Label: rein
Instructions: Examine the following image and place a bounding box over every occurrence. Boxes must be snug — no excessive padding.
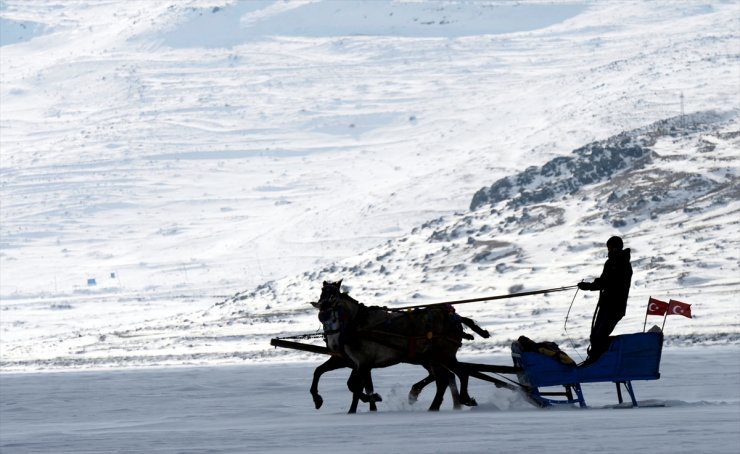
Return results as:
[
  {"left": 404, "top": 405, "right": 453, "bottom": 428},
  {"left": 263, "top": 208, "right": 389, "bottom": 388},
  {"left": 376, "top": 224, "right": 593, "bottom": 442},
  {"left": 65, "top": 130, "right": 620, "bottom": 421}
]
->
[{"left": 393, "top": 285, "right": 579, "bottom": 310}]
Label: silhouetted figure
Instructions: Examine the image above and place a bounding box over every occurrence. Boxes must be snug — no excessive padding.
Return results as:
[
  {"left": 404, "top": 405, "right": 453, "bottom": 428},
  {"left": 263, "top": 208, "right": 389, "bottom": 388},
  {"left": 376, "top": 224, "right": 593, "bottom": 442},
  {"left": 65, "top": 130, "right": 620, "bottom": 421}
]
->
[{"left": 577, "top": 236, "right": 632, "bottom": 366}]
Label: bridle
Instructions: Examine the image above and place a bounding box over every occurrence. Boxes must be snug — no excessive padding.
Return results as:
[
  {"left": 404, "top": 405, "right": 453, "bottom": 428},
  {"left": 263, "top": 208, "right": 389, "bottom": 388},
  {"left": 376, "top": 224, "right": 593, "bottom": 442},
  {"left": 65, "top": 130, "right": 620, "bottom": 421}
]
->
[
  {"left": 318, "top": 305, "right": 342, "bottom": 336},
  {"left": 317, "top": 291, "right": 345, "bottom": 338},
  {"left": 314, "top": 283, "right": 361, "bottom": 349}
]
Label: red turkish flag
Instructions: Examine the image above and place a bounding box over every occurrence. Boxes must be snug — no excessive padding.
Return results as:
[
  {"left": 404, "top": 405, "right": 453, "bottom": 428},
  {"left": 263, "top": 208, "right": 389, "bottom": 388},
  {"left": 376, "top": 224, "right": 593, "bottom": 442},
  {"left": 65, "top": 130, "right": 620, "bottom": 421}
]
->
[
  {"left": 667, "top": 299, "right": 692, "bottom": 318},
  {"left": 646, "top": 297, "right": 669, "bottom": 316}
]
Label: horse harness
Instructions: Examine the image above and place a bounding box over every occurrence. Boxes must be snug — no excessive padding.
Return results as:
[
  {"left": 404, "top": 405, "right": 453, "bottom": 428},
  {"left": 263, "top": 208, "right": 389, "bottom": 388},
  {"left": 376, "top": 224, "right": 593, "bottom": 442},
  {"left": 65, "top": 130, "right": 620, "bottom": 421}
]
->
[{"left": 319, "top": 295, "right": 463, "bottom": 359}]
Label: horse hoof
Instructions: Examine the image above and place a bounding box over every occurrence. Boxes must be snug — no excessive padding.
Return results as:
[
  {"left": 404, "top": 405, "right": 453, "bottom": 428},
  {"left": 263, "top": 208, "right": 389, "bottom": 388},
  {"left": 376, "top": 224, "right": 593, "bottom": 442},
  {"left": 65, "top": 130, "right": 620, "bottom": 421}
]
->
[
  {"left": 408, "top": 388, "right": 421, "bottom": 404},
  {"left": 313, "top": 395, "right": 324, "bottom": 410}
]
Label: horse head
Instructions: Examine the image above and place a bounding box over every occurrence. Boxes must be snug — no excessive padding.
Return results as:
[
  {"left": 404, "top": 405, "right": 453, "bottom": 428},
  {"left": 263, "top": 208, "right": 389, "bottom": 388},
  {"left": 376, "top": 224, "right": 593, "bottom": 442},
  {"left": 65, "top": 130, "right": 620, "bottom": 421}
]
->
[
  {"left": 318, "top": 307, "right": 344, "bottom": 352},
  {"left": 313, "top": 279, "right": 365, "bottom": 352},
  {"left": 313, "top": 279, "right": 343, "bottom": 311}
]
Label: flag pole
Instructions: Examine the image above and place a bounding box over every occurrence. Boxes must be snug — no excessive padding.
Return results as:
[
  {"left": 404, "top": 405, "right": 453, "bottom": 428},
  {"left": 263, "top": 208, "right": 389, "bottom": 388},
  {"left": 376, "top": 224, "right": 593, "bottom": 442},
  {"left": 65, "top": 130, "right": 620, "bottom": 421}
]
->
[
  {"left": 643, "top": 296, "right": 651, "bottom": 332},
  {"left": 661, "top": 311, "right": 668, "bottom": 332}
]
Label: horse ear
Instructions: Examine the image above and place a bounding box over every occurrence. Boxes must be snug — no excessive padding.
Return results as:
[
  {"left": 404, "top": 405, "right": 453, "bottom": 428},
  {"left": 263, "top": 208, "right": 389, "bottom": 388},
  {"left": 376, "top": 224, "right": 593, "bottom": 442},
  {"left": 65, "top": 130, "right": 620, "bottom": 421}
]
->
[
  {"left": 337, "top": 279, "right": 343, "bottom": 288},
  {"left": 310, "top": 301, "right": 320, "bottom": 308}
]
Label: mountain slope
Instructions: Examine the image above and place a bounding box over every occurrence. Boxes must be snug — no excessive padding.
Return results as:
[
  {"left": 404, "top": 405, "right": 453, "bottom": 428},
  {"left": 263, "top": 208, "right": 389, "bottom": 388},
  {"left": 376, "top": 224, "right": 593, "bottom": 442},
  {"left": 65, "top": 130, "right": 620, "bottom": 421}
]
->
[{"left": 2, "top": 111, "right": 737, "bottom": 370}]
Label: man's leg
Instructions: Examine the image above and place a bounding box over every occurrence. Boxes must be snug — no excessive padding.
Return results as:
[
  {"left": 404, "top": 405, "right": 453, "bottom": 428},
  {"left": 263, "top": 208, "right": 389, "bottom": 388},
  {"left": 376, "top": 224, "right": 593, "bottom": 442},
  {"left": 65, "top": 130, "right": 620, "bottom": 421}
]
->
[{"left": 586, "top": 312, "right": 621, "bottom": 363}]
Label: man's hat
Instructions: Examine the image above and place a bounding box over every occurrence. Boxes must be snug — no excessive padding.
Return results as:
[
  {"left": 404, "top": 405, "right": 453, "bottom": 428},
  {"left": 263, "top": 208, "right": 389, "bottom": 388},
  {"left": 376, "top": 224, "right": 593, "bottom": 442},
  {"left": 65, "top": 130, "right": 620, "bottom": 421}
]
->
[{"left": 606, "top": 236, "right": 623, "bottom": 250}]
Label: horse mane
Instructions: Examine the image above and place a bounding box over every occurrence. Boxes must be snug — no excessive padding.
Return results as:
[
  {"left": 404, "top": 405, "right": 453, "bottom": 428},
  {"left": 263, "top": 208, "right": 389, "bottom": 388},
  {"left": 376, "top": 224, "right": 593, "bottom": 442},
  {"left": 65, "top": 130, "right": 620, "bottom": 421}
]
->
[{"left": 340, "top": 291, "right": 360, "bottom": 305}]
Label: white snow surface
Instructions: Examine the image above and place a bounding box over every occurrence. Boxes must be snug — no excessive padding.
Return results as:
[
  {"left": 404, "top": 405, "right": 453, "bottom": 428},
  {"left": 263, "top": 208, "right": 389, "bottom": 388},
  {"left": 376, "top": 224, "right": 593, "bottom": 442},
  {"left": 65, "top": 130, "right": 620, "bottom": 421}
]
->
[
  {"left": 1, "top": 348, "right": 739, "bottom": 453},
  {"left": 1, "top": 0, "right": 739, "bottom": 451}
]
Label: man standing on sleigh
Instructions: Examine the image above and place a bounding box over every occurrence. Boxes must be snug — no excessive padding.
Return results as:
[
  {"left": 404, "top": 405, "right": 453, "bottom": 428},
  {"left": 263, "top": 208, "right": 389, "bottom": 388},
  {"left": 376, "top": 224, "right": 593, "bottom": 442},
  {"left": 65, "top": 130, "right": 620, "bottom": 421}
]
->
[{"left": 577, "top": 236, "right": 633, "bottom": 367}]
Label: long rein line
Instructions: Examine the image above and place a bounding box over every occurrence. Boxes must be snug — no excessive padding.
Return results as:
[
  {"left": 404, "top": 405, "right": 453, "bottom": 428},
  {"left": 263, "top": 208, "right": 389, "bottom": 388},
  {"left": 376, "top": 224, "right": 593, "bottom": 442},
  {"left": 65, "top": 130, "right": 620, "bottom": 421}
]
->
[
  {"left": 391, "top": 285, "right": 579, "bottom": 311},
  {"left": 562, "top": 286, "right": 584, "bottom": 362}
]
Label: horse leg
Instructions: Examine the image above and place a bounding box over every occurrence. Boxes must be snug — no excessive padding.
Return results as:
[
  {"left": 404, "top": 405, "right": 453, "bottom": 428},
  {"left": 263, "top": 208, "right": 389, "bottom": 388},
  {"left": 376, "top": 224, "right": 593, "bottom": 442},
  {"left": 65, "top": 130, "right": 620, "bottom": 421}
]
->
[
  {"left": 311, "top": 355, "right": 350, "bottom": 410},
  {"left": 346, "top": 368, "right": 362, "bottom": 414},
  {"left": 428, "top": 365, "right": 450, "bottom": 411},
  {"left": 349, "top": 391, "right": 361, "bottom": 414},
  {"left": 457, "top": 368, "right": 476, "bottom": 407},
  {"left": 451, "top": 362, "right": 477, "bottom": 407},
  {"left": 408, "top": 368, "right": 435, "bottom": 404},
  {"left": 446, "top": 370, "right": 462, "bottom": 409},
  {"left": 409, "top": 364, "right": 461, "bottom": 407},
  {"left": 364, "top": 370, "right": 378, "bottom": 411},
  {"left": 347, "top": 366, "right": 381, "bottom": 413},
  {"left": 355, "top": 368, "right": 382, "bottom": 406}
]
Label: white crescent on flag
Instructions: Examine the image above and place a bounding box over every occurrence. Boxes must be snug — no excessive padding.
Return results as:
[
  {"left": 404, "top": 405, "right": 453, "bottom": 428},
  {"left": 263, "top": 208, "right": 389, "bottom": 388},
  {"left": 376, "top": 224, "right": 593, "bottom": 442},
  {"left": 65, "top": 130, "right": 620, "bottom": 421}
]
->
[
  {"left": 649, "top": 302, "right": 659, "bottom": 312},
  {"left": 667, "top": 299, "right": 692, "bottom": 318}
]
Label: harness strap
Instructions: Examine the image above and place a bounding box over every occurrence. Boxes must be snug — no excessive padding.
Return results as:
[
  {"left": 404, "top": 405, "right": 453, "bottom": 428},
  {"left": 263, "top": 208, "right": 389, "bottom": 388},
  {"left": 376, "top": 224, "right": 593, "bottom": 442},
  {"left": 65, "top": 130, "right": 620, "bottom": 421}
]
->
[
  {"left": 322, "top": 295, "right": 466, "bottom": 357},
  {"left": 355, "top": 329, "right": 463, "bottom": 355}
]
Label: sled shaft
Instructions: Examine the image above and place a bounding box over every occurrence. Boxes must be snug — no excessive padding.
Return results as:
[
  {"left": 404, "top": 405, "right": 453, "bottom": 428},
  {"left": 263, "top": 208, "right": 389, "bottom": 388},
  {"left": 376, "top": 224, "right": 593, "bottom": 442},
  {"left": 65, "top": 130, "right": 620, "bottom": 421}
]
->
[{"left": 270, "top": 338, "right": 331, "bottom": 355}]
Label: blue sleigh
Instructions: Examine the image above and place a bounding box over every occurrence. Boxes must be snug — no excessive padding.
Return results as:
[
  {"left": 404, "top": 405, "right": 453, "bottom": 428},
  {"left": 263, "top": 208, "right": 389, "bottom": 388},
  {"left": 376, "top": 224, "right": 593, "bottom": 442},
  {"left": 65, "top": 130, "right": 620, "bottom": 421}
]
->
[{"left": 511, "top": 331, "right": 664, "bottom": 408}]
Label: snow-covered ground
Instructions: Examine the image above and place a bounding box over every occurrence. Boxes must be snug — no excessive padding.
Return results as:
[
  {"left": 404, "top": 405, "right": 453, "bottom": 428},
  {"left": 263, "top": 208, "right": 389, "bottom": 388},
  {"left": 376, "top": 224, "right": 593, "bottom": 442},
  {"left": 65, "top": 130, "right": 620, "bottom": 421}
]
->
[{"left": 1, "top": 348, "right": 739, "bottom": 453}]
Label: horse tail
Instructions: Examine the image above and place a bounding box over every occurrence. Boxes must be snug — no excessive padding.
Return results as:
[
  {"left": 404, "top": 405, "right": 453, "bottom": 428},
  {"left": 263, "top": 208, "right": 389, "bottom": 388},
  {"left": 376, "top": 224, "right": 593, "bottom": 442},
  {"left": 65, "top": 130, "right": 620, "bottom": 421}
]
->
[{"left": 460, "top": 316, "right": 490, "bottom": 339}]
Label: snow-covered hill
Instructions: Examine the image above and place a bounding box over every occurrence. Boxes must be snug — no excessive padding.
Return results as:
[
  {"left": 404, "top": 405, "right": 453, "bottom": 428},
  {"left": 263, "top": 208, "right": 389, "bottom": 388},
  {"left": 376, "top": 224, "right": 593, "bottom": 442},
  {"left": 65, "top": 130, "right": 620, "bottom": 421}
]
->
[{"left": 1, "top": 0, "right": 738, "bottom": 371}]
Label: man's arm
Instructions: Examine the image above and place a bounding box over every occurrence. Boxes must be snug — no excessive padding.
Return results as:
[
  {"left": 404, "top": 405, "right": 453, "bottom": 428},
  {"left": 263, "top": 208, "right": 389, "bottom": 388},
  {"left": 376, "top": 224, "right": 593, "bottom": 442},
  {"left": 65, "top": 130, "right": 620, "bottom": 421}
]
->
[{"left": 578, "top": 278, "right": 602, "bottom": 291}]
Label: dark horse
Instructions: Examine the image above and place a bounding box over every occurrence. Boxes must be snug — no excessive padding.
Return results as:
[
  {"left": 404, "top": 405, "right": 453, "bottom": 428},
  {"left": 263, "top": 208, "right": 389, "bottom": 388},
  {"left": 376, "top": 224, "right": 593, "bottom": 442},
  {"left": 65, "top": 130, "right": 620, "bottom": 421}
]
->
[{"left": 313, "top": 280, "right": 490, "bottom": 412}]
